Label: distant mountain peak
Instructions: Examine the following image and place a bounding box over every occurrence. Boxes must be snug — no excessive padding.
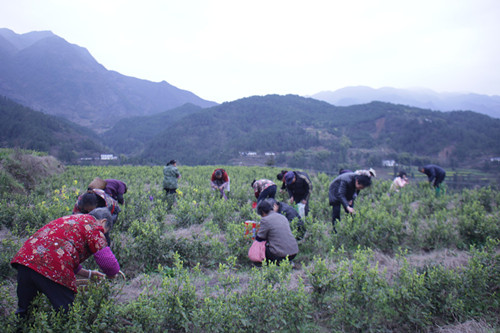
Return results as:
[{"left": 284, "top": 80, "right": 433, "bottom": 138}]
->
[
  {"left": 0, "top": 28, "right": 55, "bottom": 50},
  {"left": 311, "top": 86, "right": 500, "bottom": 119},
  {"left": 0, "top": 28, "right": 217, "bottom": 131}
]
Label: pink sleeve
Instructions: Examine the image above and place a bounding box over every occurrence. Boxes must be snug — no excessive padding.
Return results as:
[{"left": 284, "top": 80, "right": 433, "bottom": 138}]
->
[{"left": 93, "top": 247, "right": 120, "bottom": 276}]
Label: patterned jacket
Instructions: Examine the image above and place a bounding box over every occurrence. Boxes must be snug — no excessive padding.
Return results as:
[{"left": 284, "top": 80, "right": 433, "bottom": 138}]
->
[
  {"left": 11, "top": 214, "right": 108, "bottom": 292},
  {"left": 252, "top": 179, "right": 276, "bottom": 198}
]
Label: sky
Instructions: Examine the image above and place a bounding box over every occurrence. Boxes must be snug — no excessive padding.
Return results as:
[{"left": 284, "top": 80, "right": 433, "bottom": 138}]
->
[{"left": 1, "top": 0, "right": 500, "bottom": 103}]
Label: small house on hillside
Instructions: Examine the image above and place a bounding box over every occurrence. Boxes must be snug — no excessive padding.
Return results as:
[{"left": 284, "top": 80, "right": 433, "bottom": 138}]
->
[
  {"left": 100, "top": 154, "right": 117, "bottom": 160},
  {"left": 382, "top": 159, "right": 397, "bottom": 167}
]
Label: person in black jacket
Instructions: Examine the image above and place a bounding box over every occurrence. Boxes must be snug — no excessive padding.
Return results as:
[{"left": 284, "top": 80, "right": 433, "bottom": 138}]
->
[
  {"left": 328, "top": 172, "right": 372, "bottom": 233},
  {"left": 266, "top": 198, "right": 306, "bottom": 239},
  {"left": 419, "top": 164, "right": 446, "bottom": 197},
  {"left": 284, "top": 171, "right": 312, "bottom": 217}
]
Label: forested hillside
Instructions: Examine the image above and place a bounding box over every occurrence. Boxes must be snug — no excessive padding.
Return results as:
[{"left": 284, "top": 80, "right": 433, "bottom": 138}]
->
[
  {"left": 101, "top": 103, "right": 204, "bottom": 155},
  {"left": 0, "top": 96, "right": 104, "bottom": 162},
  {"left": 110, "top": 95, "right": 500, "bottom": 171}
]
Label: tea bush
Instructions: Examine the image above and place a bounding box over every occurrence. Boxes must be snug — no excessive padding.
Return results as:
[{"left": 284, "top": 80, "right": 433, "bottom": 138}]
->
[{"left": 1, "top": 163, "right": 499, "bottom": 332}]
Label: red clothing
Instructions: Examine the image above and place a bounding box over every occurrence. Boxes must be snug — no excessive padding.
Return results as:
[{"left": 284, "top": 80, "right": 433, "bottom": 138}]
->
[
  {"left": 11, "top": 214, "right": 107, "bottom": 293},
  {"left": 211, "top": 168, "right": 229, "bottom": 182}
]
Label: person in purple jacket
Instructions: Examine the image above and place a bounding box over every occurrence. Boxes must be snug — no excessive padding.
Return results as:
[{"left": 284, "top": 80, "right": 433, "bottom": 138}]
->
[{"left": 104, "top": 179, "right": 128, "bottom": 205}]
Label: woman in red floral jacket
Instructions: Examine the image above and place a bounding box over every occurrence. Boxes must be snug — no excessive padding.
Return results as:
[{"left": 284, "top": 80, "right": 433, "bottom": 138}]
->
[{"left": 11, "top": 208, "right": 120, "bottom": 317}]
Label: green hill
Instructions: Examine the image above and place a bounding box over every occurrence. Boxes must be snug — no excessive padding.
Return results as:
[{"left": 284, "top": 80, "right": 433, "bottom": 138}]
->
[
  {"left": 101, "top": 103, "right": 204, "bottom": 155},
  {"left": 0, "top": 96, "right": 105, "bottom": 162},
  {"left": 111, "top": 95, "right": 500, "bottom": 171}
]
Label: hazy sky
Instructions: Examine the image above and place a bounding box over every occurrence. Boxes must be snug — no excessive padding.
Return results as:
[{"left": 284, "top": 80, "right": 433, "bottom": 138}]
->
[{"left": 1, "top": 0, "right": 500, "bottom": 103}]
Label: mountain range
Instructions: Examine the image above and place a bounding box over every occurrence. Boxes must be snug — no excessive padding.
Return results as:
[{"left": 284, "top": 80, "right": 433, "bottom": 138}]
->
[
  {"left": 115, "top": 95, "right": 500, "bottom": 171},
  {"left": 1, "top": 28, "right": 500, "bottom": 172},
  {"left": 312, "top": 86, "right": 500, "bottom": 119},
  {"left": 0, "top": 28, "right": 217, "bottom": 132}
]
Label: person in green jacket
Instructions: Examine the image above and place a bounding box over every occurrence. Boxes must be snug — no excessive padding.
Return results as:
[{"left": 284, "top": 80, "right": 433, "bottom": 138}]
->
[{"left": 163, "top": 159, "right": 181, "bottom": 209}]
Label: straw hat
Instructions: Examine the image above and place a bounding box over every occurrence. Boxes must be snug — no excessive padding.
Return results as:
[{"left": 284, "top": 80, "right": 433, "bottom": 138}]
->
[{"left": 88, "top": 177, "right": 107, "bottom": 190}]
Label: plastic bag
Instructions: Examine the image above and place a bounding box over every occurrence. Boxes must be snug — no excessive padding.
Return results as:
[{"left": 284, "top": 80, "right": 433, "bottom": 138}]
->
[
  {"left": 248, "top": 240, "right": 266, "bottom": 262},
  {"left": 297, "top": 203, "right": 306, "bottom": 219}
]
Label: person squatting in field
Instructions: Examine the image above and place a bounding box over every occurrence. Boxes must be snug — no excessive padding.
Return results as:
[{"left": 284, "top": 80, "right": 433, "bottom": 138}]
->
[
  {"left": 255, "top": 200, "right": 299, "bottom": 265},
  {"left": 284, "top": 170, "right": 313, "bottom": 217},
  {"left": 266, "top": 198, "right": 306, "bottom": 240},
  {"left": 211, "top": 168, "right": 230, "bottom": 200},
  {"left": 419, "top": 164, "right": 446, "bottom": 197},
  {"left": 328, "top": 172, "right": 372, "bottom": 233},
  {"left": 251, "top": 178, "right": 277, "bottom": 204},
  {"left": 163, "top": 159, "right": 181, "bottom": 209},
  {"left": 10, "top": 208, "right": 120, "bottom": 318}
]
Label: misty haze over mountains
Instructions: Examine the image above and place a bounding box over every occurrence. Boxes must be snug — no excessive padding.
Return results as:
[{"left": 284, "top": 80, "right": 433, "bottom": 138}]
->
[
  {"left": 311, "top": 86, "right": 500, "bottom": 119},
  {"left": 0, "top": 28, "right": 216, "bottom": 132},
  {"left": 1, "top": 29, "right": 500, "bottom": 170},
  {"left": 0, "top": 28, "right": 499, "bottom": 128}
]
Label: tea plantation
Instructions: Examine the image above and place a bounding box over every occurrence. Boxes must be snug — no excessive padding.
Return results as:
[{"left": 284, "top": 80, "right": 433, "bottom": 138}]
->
[{"left": 0, "top": 151, "right": 498, "bottom": 332}]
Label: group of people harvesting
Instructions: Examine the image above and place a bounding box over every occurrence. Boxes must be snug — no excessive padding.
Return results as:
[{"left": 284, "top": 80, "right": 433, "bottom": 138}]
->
[{"left": 10, "top": 161, "right": 445, "bottom": 319}]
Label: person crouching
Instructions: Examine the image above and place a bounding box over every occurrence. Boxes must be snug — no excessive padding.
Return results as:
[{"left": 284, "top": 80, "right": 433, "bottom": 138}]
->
[
  {"left": 10, "top": 208, "right": 120, "bottom": 318},
  {"left": 255, "top": 200, "right": 299, "bottom": 265}
]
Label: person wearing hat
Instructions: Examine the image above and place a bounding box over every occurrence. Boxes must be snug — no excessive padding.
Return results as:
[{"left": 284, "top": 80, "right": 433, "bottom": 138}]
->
[
  {"left": 163, "top": 159, "right": 181, "bottom": 209},
  {"left": 284, "top": 170, "right": 312, "bottom": 217},
  {"left": 211, "top": 168, "right": 230, "bottom": 200},
  {"left": 355, "top": 168, "right": 376, "bottom": 178},
  {"left": 328, "top": 172, "right": 372, "bottom": 233}
]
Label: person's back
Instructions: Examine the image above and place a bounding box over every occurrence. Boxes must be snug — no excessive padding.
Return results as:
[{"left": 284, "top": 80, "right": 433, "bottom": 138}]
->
[
  {"left": 104, "top": 179, "right": 127, "bottom": 204},
  {"left": 329, "top": 172, "right": 357, "bottom": 205},
  {"left": 287, "top": 171, "right": 311, "bottom": 197},
  {"left": 11, "top": 214, "right": 107, "bottom": 293},
  {"left": 258, "top": 211, "right": 298, "bottom": 258},
  {"left": 163, "top": 163, "right": 180, "bottom": 190}
]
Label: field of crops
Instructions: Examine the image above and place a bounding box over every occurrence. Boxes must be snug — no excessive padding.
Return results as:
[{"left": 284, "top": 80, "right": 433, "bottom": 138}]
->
[{"left": 0, "top": 160, "right": 499, "bottom": 332}]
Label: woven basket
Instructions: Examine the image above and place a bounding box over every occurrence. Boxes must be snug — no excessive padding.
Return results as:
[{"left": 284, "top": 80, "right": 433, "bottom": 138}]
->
[{"left": 88, "top": 177, "right": 107, "bottom": 190}]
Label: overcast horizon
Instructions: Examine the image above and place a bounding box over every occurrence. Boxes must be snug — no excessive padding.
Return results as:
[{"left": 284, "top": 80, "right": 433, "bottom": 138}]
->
[{"left": 1, "top": 0, "right": 500, "bottom": 103}]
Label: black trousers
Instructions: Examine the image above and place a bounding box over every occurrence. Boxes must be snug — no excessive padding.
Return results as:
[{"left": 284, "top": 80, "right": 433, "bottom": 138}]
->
[
  {"left": 331, "top": 202, "right": 349, "bottom": 232},
  {"left": 256, "top": 185, "right": 277, "bottom": 204},
  {"left": 15, "top": 265, "right": 75, "bottom": 317},
  {"left": 265, "top": 245, "right": 296, "bottom": 264},
  {"left": 331, "top": 202, "right": 342, "bottom": 225}
]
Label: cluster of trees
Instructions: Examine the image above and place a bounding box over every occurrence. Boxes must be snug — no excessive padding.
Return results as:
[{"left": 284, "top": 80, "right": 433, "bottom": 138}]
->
[
  {"left": 112, "top": 96, "right": 500, "bottom": 171},
  {"left": 3, "top": 93, "right": 500, "bottom": 172},
  {"left": 0, "top": 96, "right": 105, "bottom": 162}
]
